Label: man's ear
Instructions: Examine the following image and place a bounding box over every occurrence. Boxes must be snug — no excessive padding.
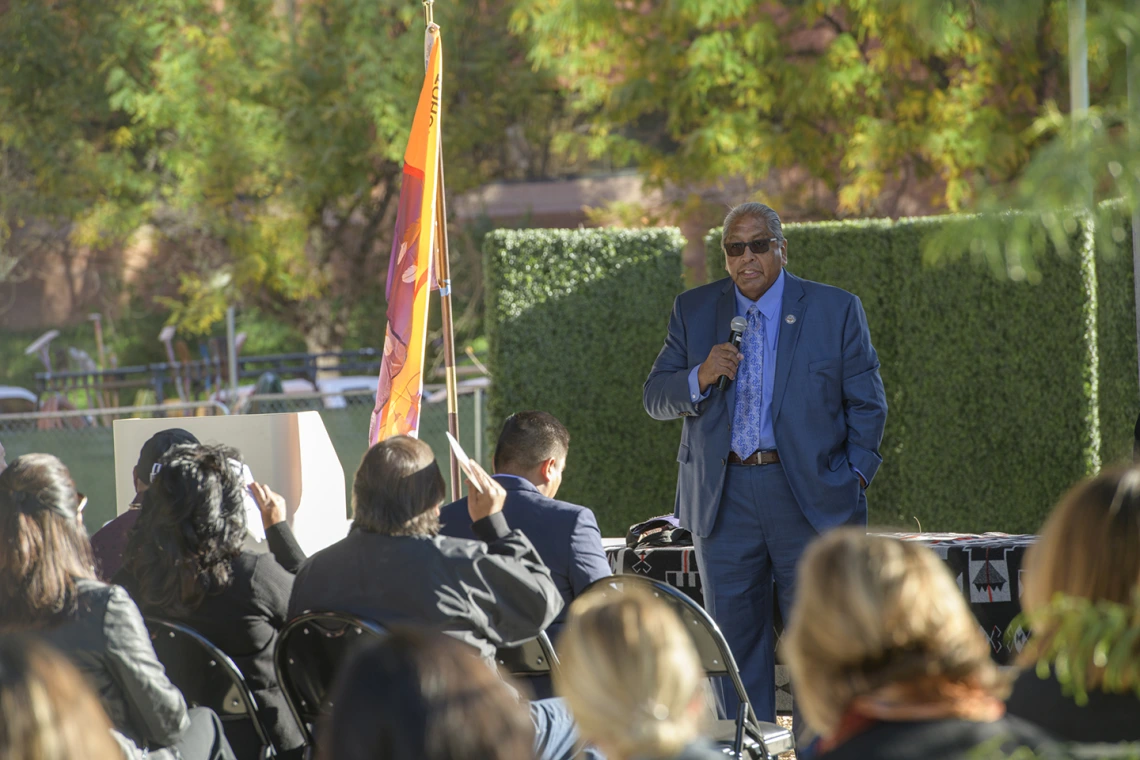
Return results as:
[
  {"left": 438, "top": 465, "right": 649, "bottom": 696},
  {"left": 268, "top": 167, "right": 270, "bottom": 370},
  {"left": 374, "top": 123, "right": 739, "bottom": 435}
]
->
[
  {"left": 779, "top": 239, "right": 788, "bottom": 266},
  {"left": 537, "top": 458, "right": 558, "bottom": 484}
]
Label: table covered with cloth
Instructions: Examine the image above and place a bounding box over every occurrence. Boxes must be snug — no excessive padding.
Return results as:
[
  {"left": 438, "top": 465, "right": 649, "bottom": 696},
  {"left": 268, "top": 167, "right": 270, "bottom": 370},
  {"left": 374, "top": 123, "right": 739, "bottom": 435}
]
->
[{"left": 605, "top": 532, "right": 1035, "bottom": 712}]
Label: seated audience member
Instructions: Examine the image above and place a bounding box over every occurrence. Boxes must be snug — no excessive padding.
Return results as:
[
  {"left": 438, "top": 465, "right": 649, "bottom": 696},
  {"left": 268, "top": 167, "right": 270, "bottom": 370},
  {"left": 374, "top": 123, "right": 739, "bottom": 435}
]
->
[
  {"left": 90, "top": 427, "right": 199, "bottom": 579},
  {"left": 554, "top": 588, "right": 724, "bottom": 760},
  {"left": 0, "top": 453, "right": 236, "bottom": 760},
  {"left": 0, "top": 634, "right": 124, "bottom": 760},
  {"left": 289, "top": 434, "right": 562, "bottom": 662},
  {"left": 1007, "top": 467, "right": 1140, "bottom": 742},
  {"left": 317, "top": 628, "right": 535, "bottom": 760},
  {"left": 783, "top": 529, "right": 1058, "bottom": 760},
  {"left": 290, "top": 436, "right": 587, "bottom": 760},
  {"left": 117, "top": 443, "right": 306, "bottom": 758},
  {"left": 439, "top": 411, "right": 611, "bottom": 639}
]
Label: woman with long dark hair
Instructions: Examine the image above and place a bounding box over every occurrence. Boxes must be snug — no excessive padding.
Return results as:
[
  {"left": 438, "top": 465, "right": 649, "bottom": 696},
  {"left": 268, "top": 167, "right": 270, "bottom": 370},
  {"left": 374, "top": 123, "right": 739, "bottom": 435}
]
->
[
  {"left": 119, "top": 443, "right": 306, "bottom": 758},
  {"left": 0, "top": 453, "right": 234, "bottom": 760}
]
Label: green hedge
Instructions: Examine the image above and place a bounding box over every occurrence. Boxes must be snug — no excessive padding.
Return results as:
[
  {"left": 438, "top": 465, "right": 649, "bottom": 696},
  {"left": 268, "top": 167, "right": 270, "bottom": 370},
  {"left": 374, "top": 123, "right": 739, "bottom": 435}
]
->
[
  {"left": 1094, "top": 207, "right": 1138, "bottom": 469},
  {"left": 484, "top": 228, "right": 686, "bottom": 534},
  {"left": 482, "top": 214, "right": 1136, "bottom": 537},
  {"left": 706, "top": 210, "right": 1138, "bottom": 533}
]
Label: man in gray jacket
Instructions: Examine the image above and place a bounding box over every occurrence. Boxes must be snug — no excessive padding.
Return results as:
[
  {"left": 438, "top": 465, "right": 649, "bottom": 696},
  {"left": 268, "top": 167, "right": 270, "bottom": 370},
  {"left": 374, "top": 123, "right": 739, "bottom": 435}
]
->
[
  {"left": 289, "top": 436, "right": 581, "bottom": 759},
  {"left": 288, "top": 435, "right": 562, "bottom": 659}
]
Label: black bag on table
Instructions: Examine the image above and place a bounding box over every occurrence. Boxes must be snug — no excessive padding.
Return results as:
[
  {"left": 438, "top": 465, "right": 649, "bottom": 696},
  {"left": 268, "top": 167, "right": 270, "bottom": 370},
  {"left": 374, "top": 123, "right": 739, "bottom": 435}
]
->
[{"left": 626, "top": 515, "right": 692, "bottom": 549}]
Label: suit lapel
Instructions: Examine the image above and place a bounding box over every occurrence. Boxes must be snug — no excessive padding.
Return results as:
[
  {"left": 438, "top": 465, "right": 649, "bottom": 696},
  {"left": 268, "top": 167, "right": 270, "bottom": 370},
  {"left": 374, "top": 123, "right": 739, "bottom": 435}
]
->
[
  {"left": 715, "top": 281, "right": 737, "bottom": 415},
  {"left": 772, "top": 273, "right": 806, "bottom": 422}
]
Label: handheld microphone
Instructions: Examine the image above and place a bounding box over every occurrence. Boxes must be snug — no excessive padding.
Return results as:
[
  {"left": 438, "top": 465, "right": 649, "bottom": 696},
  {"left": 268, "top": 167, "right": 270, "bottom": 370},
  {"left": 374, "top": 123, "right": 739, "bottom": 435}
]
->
[{"left": 717, "top": 316, "right": 748, "bottom": 391}]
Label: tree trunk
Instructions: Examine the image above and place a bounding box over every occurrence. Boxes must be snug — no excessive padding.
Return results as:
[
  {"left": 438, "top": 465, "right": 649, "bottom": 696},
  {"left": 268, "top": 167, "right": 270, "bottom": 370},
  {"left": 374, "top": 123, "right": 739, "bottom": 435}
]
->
[{"left": 302, "top": 308, "right": 347, "bottom": 380}]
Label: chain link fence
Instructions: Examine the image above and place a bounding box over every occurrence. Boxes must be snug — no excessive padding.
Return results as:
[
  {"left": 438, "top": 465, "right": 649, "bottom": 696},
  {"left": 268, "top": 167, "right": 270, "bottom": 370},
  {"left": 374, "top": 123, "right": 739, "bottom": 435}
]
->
[
  {"left": 0, "top": 402, "right": 231, "bottom": 533},
  {"left": 238, "top": 385, "right": 488, "bottom": 502},
  {"left": 0, "top": 388, "right": 488, "bottom": 534}
]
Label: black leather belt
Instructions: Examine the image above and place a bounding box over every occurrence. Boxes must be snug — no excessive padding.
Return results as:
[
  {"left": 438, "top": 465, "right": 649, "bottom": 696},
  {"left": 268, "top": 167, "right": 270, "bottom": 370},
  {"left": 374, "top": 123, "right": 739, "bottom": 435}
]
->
[{"left": 727, "top": 450, "right": 780, "bottom": 466}]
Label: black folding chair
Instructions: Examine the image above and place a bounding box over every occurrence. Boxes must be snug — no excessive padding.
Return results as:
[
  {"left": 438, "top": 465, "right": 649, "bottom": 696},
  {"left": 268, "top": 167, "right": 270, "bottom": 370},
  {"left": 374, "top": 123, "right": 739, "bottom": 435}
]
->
[
  {"left": 496, "top": 630, "right": 560, "bottom": 678},
  {"left": 273, "top": 612, "right": 387, "bottom": 749},
  {"left": 581, "top": 576, "right": 794, "bottom": 760},
  {"left": 145, "top": 618, "right": 276, "bottom": 759},
  {"left": 495, "top": 629, "right": 561, "bottom": 699}
]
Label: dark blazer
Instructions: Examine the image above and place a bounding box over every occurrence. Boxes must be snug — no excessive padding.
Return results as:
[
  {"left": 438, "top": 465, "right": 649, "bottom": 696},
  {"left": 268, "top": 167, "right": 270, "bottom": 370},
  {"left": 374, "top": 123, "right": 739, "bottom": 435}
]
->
[
  {"left": 644, "top": 273, "right": 887, "bottom": 537},
  {"left": 1007, "top": 668, "right": 1140, "bottom": 743},
  {"left": 117, "top": 523, "right": 307, "bottom": 754},
  {"left": 288, "top": 513, "right": 563, "bottom": 663},
  {"left": 819, "top": 716, "right": 1060, "bottom": 760},
  {"left": 439, "top": 475, "right": 611, "bottom": 629}
]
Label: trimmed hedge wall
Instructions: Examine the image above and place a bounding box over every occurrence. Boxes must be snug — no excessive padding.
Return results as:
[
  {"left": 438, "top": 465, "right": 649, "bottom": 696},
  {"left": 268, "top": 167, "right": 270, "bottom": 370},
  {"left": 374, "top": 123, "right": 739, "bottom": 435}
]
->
[
  {"left": 482, "top": 214, "right": 1137, "bottom": 538},
  {"left": 1095, "top": 207, "right": 1138, "bottom": 468},
  {"left": 484, "top": 228, "right": 686, "bottom": 534},
  {"left": 706, "top": 211, "right": 1138, "bottom": 533}
]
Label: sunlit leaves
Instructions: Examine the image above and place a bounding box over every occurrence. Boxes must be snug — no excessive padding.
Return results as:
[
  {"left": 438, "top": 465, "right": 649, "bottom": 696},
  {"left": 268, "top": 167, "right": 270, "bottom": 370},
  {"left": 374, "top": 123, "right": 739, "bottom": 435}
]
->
[{"left": 516, "top": 0, "right": 1058, "bottom": 216}]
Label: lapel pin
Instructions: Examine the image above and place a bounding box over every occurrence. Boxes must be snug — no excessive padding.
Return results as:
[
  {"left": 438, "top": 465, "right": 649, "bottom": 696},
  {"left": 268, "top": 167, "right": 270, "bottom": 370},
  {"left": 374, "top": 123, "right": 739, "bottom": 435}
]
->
[{"left": 785, "top": 314, "right": 796, "bottom": 325}]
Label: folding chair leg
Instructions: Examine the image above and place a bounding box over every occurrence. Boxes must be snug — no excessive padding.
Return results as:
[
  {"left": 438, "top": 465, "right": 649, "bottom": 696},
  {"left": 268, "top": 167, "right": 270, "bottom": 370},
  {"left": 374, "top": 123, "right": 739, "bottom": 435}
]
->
[{"left": 733, "top": 702, "right": 747, "bottom": 759}]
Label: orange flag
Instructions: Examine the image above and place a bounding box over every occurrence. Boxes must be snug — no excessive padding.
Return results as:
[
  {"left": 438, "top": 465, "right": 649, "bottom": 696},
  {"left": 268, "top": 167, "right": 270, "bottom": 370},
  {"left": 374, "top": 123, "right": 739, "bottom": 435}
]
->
[{"left": 369, "top": 28, "right": 443, "bottom": 445}]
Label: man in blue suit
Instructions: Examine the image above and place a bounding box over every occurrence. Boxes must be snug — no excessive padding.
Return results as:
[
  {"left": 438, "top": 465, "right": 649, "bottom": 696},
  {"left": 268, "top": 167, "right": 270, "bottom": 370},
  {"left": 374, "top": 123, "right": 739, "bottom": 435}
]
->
[
  {"left": 644, "top": 202, "right": 887, "bottom": 724},
  {"left": 439, "top": 410, "right": 612, "bottom": 639}
]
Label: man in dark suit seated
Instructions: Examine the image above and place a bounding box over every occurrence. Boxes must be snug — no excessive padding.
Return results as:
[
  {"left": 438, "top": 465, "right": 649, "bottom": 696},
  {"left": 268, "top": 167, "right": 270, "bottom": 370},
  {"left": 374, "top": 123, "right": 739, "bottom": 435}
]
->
[{"left": 439, "top": 410, "right": 612, "bottom": 640}]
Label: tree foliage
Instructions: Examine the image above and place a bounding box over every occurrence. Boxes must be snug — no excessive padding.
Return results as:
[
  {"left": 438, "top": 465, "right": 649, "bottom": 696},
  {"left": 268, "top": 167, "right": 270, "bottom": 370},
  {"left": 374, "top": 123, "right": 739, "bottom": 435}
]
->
[
  {"left": 914, "top": 0, "right": 1140, "bottom": 277},
  {"left": 512, "top": 0, "right": 1074, "bottom": 217},
  {"left": 1, "top": 0, "right": 575, "bottom": 350}
]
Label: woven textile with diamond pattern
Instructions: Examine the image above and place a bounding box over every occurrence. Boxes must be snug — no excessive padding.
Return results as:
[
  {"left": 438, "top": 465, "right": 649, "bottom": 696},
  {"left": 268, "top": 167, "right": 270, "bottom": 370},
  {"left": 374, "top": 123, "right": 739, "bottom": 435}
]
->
[{"left": 606, "top": 532, "right": 1034, "bottom": 666}]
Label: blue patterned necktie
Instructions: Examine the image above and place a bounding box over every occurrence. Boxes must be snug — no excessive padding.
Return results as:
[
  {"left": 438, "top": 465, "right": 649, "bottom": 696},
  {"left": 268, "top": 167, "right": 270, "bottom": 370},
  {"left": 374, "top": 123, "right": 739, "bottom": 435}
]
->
[{"left": 731, "top": 306, "right": 764, "bottom": 458}]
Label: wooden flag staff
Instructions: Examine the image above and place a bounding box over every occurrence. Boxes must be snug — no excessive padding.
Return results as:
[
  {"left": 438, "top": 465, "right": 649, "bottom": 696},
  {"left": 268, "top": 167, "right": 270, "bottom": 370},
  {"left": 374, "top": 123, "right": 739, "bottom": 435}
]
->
[{"left": 424, "top": 0, "right": 462, "bottom": 501}]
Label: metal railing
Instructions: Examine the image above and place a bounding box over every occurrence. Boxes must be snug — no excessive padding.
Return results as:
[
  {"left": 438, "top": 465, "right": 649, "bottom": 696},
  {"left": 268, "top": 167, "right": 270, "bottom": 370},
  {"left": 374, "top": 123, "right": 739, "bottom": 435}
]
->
[
  {"left": 0, "top": 401, "right": 230, "bottom": 429},
  {"left": 34, "top": 349, "right": 386, "bottom": 404}
]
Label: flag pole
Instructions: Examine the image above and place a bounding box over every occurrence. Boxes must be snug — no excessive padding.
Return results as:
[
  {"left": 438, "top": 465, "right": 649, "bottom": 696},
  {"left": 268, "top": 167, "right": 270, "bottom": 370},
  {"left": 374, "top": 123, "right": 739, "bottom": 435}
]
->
[
  {"left": 435, "top": 155, "right": 461, "bottom": 502},
  {"left": 424, "top": 0, "right": 462, "bottom": 501}
]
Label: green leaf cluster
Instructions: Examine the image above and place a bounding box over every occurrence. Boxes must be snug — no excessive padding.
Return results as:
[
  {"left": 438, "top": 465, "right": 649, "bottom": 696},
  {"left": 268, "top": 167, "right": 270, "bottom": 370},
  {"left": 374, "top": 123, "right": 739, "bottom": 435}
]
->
[
  {"left": 1014, "top": 592, "right": 1140, "bottom": 704},
  {"left": 484, "top": 227, "right": 686, "bottom": 535},
  {"left": 512, "top": 0, "right": 1064, "bottom": 215}
]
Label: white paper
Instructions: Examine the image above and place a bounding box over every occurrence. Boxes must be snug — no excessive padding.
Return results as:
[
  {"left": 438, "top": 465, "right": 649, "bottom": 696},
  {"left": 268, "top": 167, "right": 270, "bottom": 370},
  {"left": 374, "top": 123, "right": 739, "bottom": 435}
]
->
[
  {"left": 445, "top": 431, "right": 483, "bottom": 493},
  {"left": 229, "top": 459, "right": 265, "bottom": 542}
]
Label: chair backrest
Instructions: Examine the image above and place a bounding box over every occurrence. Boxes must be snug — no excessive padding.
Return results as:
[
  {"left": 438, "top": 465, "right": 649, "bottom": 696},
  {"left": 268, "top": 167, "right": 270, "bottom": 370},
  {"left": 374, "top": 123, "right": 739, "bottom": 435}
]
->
[
  {"left": 495, "top": 631, "right": 560, "bottom": 678},
  {"left": 144, "top": 617, "right": 275, "bottom": 755},
  {"left": 273, "top": 611, "right": 387, "bottom": 745},
  {"left": 580, "top": 576, "right": 753, "bottom": 716}
]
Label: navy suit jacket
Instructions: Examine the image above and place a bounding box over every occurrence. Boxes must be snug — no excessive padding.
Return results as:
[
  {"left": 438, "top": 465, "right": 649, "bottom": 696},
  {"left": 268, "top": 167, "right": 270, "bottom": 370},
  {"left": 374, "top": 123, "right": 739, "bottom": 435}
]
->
[
  {"left": 439, "top": 476, "right": 612, "bottom": 628},
  {"left": 644, "top": 273, "right": 887, "bottom": 537}
]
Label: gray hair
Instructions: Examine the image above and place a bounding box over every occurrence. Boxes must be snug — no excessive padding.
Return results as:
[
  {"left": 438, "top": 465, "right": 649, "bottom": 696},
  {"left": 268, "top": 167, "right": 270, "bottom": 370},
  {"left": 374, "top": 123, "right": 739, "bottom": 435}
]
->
[{"left": 721, "top": 203, "right": 784, "bottom": 248}]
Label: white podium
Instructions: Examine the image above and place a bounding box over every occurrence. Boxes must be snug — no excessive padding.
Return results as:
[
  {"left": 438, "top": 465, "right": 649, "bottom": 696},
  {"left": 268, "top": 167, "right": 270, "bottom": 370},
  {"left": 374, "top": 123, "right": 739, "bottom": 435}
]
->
[{"left": 113, "top": 412, "right": 349, "bottom": 555}]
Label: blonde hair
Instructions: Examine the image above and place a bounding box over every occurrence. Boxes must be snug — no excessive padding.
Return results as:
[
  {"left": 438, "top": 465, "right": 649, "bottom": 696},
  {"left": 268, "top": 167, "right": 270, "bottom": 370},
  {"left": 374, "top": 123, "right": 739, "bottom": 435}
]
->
[
  {"left": 1022, "top": 467, "right": 1140, "bottom": 614},
  {"left": 0, "top": 635, "right": 122, "bottom": 760},
  {"left": 554, "top": 587, "right": 705, "bottom": 760},
  {"left": 782, "top": 529, "right": 1005, "bottom": 737}
]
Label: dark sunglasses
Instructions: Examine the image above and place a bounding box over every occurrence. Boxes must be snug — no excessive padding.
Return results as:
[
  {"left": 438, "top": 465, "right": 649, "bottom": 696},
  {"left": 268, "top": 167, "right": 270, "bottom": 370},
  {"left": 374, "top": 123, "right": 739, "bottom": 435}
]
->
[{"left": 725, "top": 238, "right": 780, "bottom": 257}]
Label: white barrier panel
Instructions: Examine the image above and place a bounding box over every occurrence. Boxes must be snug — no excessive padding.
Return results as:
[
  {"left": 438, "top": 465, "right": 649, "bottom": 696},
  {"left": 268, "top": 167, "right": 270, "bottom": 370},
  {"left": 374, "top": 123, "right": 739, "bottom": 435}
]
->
[{"left": 113, "top": 412, "right": 349, "bottom": 555}]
